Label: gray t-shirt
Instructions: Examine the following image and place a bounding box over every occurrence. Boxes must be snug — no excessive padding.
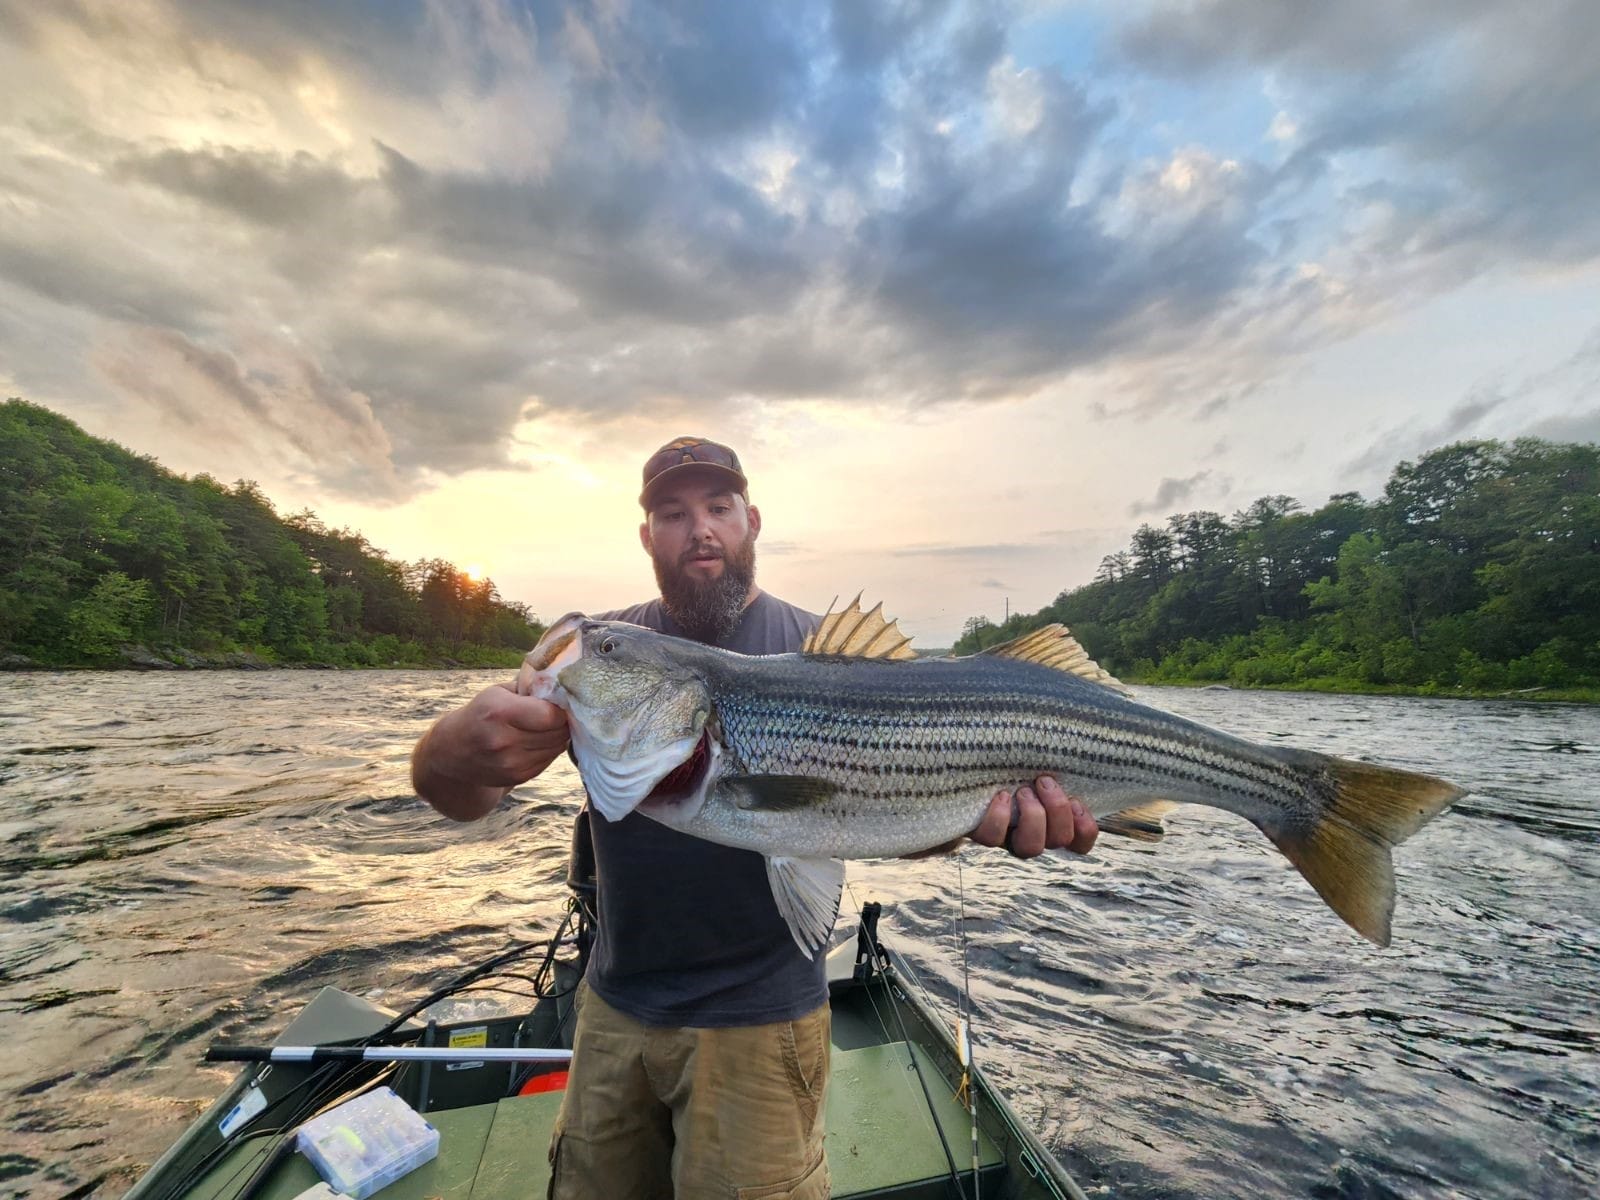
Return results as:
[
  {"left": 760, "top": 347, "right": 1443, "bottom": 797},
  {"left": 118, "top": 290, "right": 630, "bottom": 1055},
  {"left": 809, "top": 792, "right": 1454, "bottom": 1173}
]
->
[{"left": 583, "top": 591, "right": 823, "bottom": 1026}]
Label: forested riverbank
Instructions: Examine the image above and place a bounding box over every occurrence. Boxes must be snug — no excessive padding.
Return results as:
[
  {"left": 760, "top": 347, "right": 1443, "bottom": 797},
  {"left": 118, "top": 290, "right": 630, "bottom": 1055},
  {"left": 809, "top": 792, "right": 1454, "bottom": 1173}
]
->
[
  {"left": 956, "top": 438, "right": 1599, "bottom": 701},
  {"left": 1, "top": 400, "right": 543, "bottom": 669},
  {"left": 8, "top": 400, "right": 1596, "bottom": 693}
]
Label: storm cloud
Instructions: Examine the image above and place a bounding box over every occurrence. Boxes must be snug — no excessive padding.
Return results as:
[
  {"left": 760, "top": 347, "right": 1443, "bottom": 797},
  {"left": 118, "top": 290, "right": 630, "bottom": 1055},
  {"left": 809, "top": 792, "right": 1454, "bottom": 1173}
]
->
[
  {"left": 2, "top": 0, "right": 1597, "bottom": 499},
  {"left": 1129, "top": 471, "right": 1216, "bottom": 517},
  {"left": 1343, "top": 321, "right": 1600, "bottom": 485},
  {"left": 1119, "top": 0, "right": 1600, "bottom": 264}
]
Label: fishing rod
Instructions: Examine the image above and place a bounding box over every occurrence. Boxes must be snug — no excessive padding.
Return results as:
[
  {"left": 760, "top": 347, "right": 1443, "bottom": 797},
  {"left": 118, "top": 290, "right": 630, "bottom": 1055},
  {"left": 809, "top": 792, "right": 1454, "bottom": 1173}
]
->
[
  {"left": 153, "top": 931, "right": 585, "bottom": 1200},
  {"left": 955, "top": 862, "right": 981, "bottom": 1200},
  {"left": 205, "top": 1045, "right": 572, "bottom": 1065}
]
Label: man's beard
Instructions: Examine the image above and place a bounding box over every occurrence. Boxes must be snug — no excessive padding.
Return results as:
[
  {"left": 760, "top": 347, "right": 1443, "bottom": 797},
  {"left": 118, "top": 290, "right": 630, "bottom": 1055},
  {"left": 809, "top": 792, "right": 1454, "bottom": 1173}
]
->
[{"left": 654, "top": 536, "right": 757, "bottom": 644}]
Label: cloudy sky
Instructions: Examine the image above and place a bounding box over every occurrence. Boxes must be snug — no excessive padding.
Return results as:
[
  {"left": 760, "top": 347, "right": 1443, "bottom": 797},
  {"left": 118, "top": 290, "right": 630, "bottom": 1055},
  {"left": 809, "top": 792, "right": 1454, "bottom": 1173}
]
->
[{"left": 3, "top": 1, "right": 1597, "bottom": 644}]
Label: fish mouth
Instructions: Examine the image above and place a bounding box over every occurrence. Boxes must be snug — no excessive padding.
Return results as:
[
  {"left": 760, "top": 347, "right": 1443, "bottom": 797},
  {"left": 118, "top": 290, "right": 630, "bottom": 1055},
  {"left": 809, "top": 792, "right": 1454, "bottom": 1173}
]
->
[
  {"left": 644, "top": 729, "right": 713, "bottom": 805},
  {"left": 516, "top": 614, "right": 586, "bottom": 701},
  {"left": 526, "top": 626, "right": 579, "bottom": 671}
]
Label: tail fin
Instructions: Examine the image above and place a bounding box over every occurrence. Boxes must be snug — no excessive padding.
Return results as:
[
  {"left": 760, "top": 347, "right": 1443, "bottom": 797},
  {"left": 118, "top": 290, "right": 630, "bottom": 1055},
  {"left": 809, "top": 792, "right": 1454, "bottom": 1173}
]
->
[{"left": 1267, "top": 757, "right": 1464, "bottom": 946}]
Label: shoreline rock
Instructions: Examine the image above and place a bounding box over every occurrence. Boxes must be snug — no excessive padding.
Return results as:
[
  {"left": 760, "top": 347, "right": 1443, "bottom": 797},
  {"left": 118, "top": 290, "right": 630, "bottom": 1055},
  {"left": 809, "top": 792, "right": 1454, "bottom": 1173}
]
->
[
  {"left": 2, "top": 639, "right": 526, "bottom": 672},
  {"left": 119, "top": 645, "right": 178, "bottom": 670},
  {"left": 99, "top": 645, "right": 283, "bottom": 670},
  {"left": 0, "top": 646, "right": 514, "bottom": 671}
]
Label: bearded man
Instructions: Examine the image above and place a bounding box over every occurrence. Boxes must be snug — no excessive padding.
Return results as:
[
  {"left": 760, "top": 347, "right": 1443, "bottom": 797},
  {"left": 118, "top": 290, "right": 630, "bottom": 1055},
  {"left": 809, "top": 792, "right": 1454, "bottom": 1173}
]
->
[{"left": 411, "top": 436, "right": 1098, "bottom": 1200}]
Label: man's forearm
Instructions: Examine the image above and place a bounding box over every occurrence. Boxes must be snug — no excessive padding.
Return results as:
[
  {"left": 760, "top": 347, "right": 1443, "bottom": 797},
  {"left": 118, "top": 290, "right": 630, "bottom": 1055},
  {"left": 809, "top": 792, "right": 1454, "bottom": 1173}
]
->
[
  {"left": 411, "top": 721, "right": 509, "bottom": 821},
  {"left": 410, "top": 686, "right": 572, "bottom": 821}
]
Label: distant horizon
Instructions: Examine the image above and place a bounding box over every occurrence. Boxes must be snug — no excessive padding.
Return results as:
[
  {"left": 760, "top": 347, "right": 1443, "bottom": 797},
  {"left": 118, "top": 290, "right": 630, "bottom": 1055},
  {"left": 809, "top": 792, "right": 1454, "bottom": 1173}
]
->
[{"left": 3, "top": 2, "right": 1597, "bottom": 645}]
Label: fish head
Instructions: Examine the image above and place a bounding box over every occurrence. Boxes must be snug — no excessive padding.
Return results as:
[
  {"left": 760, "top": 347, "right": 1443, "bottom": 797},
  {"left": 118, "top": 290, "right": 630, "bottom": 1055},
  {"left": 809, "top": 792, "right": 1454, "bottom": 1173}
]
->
[{"left": 523, "top": 617, "right": 717, "bottom": 823}]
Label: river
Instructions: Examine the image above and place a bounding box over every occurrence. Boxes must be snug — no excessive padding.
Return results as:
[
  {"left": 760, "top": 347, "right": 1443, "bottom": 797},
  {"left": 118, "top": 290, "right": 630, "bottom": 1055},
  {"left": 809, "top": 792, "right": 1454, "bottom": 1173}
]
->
[{"left": 2, "top": 671, "right": 1596, "bottom": 1198}]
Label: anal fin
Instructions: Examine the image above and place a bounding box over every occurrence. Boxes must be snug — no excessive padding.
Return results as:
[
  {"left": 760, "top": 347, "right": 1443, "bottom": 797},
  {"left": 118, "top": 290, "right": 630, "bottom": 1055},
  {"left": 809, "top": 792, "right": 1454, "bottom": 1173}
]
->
[{"left": 1098, "top": 800, "right": 1178, "bottom": 842}]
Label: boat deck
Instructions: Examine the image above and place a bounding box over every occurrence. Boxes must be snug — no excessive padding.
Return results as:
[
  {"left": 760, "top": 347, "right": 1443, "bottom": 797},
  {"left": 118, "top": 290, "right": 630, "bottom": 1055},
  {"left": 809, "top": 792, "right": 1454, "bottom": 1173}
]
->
[
  {"left": 135, "top": 915, "right": 1086, "bottom": 1200},
  {"left": 186, "top": 1037, "right": 1003, "bottom": 1200}
]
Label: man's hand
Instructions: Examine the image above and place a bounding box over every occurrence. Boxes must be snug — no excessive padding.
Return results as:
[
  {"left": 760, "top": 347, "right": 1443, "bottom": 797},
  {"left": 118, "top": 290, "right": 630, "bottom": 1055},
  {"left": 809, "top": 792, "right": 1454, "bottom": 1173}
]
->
[
  {"left": 969, "top": 775, "right": 1098, "bottom": 858},
  {"left": 411, "top": 683, "right": 571, "bottom": 821}
]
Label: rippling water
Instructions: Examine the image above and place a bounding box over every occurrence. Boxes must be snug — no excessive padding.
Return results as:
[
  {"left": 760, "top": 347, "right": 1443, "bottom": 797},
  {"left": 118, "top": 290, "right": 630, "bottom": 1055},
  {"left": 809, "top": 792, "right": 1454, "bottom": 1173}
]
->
[{"left": 2, "top": 672, "right": 1596, "bottom": 1199}]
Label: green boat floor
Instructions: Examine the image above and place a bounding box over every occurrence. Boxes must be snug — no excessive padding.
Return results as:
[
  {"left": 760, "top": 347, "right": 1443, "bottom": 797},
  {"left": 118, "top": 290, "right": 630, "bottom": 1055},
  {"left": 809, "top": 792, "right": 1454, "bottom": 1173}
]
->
[
  {"left": 188, "top": 1041, "right": 1000, "bottom": 1200},
  {"left": 188, "top": 1103, "right": 497, "bottom": 1200},
  {"left": 826, "top": 1041, "right": 1002, "bottom": 1196},
  {"left": 469, "top": 1091, "right": 563, "bottom": 1200}
]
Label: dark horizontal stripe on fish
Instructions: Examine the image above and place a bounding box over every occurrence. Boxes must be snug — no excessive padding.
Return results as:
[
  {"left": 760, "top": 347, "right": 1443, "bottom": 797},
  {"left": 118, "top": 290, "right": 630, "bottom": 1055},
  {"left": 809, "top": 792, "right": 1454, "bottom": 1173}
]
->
[
  {"left": 724, "top": 713, "right": 1287, "bottom": 772},
  {"left": 722, "top": 746, "right": 1301, "bottom": 812},
  {"left": 723, "top": 752, "right": 1289, "bottom": 805},
  {"left": 729, "top": 759, "right": 1171, "bottom": 805},
  {"left": 719, "top": 702, "right": 1309, "bottom": 807}
]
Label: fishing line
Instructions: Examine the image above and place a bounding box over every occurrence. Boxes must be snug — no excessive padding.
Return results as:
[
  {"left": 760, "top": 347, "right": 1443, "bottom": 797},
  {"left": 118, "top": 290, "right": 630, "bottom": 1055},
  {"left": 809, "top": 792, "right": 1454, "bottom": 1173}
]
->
[{"left": 843, "top": 881, "right": 972, "bottom": 1200}]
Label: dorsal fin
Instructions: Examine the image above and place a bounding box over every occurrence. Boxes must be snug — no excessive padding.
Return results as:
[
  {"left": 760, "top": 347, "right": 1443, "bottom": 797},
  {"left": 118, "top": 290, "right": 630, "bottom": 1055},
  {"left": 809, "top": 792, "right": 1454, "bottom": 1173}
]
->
[
  {"left": 803, "top": 594, "right": 918, "bottom": 660},
  {"left": 978, "top": 624, "right": 1129, "bottom": 693}
]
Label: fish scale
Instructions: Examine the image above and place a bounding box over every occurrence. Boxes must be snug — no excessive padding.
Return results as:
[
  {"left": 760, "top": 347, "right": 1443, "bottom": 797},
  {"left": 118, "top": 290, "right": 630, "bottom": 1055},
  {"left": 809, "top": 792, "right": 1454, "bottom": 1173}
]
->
[
  {"left": 699, "top": 654, "right": 1326, "bottom": 858},
  {"left": 522, "top": 613, "right": 1464, "bottom": 952}
]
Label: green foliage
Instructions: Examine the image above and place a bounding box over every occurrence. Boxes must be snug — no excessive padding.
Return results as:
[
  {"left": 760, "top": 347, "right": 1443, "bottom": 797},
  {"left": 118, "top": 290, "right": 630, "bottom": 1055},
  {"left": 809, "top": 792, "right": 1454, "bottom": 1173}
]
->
[
  {"left": 67, "top": 572, "right": 155, "bottom": 658},
  {"left": 955, "top": 437, "right": 1600, "bottom": 696},
  {"left": 0, "top": 399, "right": 546, "bottom": 667}
]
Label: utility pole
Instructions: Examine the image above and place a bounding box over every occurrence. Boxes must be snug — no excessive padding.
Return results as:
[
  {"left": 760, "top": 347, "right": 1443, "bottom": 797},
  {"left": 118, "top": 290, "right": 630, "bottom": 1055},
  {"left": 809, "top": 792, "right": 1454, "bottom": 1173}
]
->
[{"left": 1004, "top": 597, "right": 1009, "bottom": 623}]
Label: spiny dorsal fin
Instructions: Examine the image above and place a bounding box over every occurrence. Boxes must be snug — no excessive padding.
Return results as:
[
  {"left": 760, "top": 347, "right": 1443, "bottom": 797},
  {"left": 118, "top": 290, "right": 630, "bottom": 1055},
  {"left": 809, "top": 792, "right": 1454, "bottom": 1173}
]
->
[
  {"left": 978, "top": 624, "right": 1129, "bottom": 693},
  {"left": 803, "top": 594, "right": 918, "bottom": 660},
  {"left": 1098, "top": 800, "right": 1178, "bottom": 842}
]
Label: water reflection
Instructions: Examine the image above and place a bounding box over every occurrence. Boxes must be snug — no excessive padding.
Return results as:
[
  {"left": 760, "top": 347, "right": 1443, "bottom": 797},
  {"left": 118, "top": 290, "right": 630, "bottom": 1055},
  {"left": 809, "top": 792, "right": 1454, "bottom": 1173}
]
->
[{"left": 0, "top": 673, "right": 1595, "bottom": 1198}]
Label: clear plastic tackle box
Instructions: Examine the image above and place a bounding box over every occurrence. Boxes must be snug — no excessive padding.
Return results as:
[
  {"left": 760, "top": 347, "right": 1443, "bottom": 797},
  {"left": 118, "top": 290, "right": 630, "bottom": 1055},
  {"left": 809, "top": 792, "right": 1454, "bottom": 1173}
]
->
[{"left": 295, "top": 1087, "right": 440, "bottom": 1199}]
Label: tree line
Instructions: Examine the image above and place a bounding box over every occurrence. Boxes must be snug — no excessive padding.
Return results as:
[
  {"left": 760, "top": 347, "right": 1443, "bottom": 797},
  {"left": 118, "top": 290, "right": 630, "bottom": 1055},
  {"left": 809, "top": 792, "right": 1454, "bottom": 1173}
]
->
[
  {"left": 954, "top": 438, "right": 1599, "bottom": 695},
  {"left": 1, "top": 400, "right": 544, "bottom": 667}
]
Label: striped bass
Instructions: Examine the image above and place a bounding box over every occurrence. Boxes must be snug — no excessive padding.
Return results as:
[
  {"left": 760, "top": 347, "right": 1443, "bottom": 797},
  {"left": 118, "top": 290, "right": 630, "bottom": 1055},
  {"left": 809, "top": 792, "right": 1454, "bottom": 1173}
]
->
[{"left": 518, "top": 599, "right": 1463, "bottom": 956}]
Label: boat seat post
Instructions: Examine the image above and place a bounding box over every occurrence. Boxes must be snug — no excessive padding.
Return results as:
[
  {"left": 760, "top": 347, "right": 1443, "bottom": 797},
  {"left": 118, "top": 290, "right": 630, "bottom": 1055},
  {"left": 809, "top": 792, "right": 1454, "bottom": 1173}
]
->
[
  {"left": 853, "top": 902, "right": 889, "bottom": 981},
  {"left": 417, "top": 1019, "right": 438, "bottom": 1113}
]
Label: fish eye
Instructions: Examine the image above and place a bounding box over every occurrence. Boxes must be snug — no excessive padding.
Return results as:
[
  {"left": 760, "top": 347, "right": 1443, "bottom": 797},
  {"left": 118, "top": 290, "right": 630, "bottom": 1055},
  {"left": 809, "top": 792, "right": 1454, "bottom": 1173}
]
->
[{"left": 600, "top": 636, "right": 617, "bottom": 654}]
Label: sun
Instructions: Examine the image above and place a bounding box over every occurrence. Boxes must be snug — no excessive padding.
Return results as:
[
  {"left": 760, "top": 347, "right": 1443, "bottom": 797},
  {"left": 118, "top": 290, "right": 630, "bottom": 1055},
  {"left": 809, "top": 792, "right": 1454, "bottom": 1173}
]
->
[{"left": 465, "top": 564, "right": 485, "bottom": 583}]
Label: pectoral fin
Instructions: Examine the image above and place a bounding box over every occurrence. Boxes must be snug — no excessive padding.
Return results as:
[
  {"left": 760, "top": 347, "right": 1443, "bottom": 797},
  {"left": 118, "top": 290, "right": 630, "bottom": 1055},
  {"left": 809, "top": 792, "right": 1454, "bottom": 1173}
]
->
[
  {"left": 766, "top": 856, "right": 846, "bottom": 957},
  {"left": 727, "top": 775, "right": 840, "bottom": 810}
]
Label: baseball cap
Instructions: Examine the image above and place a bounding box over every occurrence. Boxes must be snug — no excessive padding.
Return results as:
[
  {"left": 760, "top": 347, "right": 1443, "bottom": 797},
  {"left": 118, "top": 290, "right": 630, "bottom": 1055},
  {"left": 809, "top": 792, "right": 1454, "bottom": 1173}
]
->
[{"left": 639, "top": 436, "right": 748, "bottom": 509}]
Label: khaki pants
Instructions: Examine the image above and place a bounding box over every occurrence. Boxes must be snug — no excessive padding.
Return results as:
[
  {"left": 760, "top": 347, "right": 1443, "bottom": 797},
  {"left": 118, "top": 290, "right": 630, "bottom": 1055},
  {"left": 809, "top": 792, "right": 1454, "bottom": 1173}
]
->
[{"left": 548, "top": 981, "right": 831, "bottom": 1200}]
